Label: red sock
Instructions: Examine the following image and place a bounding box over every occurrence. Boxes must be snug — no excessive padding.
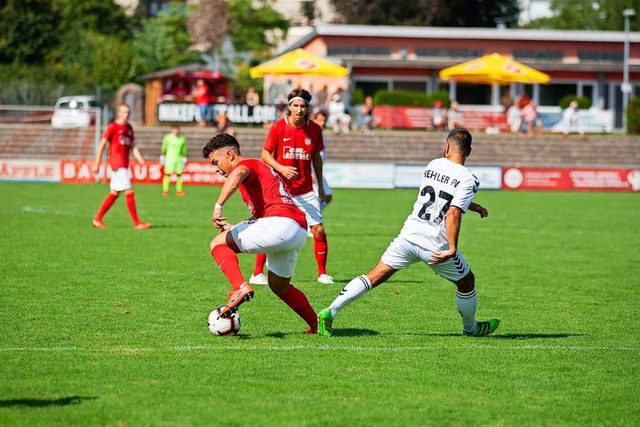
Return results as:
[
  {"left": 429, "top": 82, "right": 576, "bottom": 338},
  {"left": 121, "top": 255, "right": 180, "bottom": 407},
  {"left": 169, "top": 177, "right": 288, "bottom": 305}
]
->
[
  {"left": 211, "top": 245, "right": 245, "bottom": 290},
  {"left": 313, "top": 235, "right": 328, "bottom": 276},
  {"left": 253, "top": 253, "right": 267, "bottom": 275},
  {"left": 279, "top": 285, "right": 318, "bottom": 331},
  {"left": 95, "top": 193, "right": 118, "bottom": 221},
  {"left": 125, "top": 192, "right": 141, "bottom": 224}
]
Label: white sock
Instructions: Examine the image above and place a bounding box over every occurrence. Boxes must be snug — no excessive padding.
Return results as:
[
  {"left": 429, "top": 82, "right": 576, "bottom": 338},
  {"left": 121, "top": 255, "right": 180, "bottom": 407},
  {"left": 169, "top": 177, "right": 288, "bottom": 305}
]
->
[
  {"left": 456, "top": 289, "right": 477, "bottom": 333},
  {"left": 328, "top": 275, "right": 372, "bottom": 318}
]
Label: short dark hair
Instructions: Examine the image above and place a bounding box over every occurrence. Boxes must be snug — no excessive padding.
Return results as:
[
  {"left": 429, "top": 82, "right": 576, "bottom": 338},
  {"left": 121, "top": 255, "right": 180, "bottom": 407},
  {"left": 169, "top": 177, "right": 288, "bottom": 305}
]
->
[
  {"left": 446, "top": 127, "right": 473, "bottom": 157},
  {"left": 202, "top": 133, "right": 241, "bottom": 159}
]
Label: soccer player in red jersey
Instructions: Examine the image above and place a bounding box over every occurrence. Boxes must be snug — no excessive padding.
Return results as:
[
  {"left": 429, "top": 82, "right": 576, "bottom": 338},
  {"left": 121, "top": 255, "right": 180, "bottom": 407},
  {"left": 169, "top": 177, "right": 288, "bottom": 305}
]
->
[
  {"left": 250, "top": 88, "right": 334, "bottom": 285},
  {"left": 91, "top": 104, "right": 151, "bottom": 229},
  {"left": 203, "top": 133, "right": 318, "bottom": 333}
]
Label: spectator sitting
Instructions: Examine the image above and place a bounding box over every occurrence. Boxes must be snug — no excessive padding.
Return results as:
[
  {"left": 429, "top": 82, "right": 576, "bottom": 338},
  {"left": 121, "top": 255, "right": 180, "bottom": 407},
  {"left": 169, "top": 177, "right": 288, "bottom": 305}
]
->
[
  {"left": 521, "top": 100, "right": 541, "bottom": 138},
  {"left": 360, "top": 96, "right": 380, "bottom": 135},
  {"left": 506, "top": 104, "right": 522, "bottom": 134},
  {"left": 216, "top": 111, "right": 235, "bottom": 136},
  {"left": 169, "top": 80, "right": 190, "bottom": 101},
  {"left": 432, "top": 100, "right": 447, "bottom": 132},
  {"left": 563, "top": 100, "right": 585, "bottom": 139},
  {"left": 328, "top": 94, "right": 351, "bottom": 135},
  {"left": 447, "top": 101, "right": 464, "bottom": 130}
]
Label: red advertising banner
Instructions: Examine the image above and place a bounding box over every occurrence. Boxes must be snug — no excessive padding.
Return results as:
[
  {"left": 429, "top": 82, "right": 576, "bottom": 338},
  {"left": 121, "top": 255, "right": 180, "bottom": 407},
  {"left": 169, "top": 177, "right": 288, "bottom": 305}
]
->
[
  {"left": 502, "top": 167, "right": 640, "bottom": 191},
  {"left": 60, "top": 160, "right": 225, "bottom": 185},
  {"left": 375, "top": 106, "right": 510, "bottom": 130}
]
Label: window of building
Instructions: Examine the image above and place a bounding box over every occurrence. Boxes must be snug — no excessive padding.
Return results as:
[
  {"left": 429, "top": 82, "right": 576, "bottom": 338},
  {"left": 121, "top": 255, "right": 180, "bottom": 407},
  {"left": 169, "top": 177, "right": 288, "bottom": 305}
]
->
[
  {"left": 578, "top": 51, "right": 624, "bottom": 62},
  {"left": 456, "top": 84, "right": 492, "bottom": 105},
  {"left": 328, "top": 47, "right": 391, "bottom": 56},
  {"left": 513, "top": 50, "right": 564, "bottom": 61},
  {"left": 415, "top": 48, "right": 484, "bottom": 59},
  {"left": 354, "top": 81, "right": 389, "bottom": 98},
  {"left": 539, "top": 83, "right": 577, "bottom": 106},
  {"left": 393, "top": 81, "right": 427, "bottom": 92}
]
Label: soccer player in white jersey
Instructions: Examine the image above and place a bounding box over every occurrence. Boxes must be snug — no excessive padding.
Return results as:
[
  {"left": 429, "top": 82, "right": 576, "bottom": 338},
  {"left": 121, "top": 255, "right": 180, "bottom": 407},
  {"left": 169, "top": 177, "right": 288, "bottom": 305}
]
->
[{"left": 317, "top": 128, "right": 500, "bottom": 337}]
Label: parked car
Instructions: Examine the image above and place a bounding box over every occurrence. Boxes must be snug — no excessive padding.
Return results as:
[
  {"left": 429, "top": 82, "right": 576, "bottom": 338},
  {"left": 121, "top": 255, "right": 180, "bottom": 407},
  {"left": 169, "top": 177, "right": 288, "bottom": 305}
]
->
[{"left": 51, "top": 96, "right": 100, "bottom": 128}]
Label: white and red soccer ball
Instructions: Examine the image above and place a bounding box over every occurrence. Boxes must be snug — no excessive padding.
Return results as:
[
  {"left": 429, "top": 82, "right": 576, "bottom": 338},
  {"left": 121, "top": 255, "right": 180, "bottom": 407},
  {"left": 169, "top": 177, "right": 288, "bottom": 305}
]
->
[{"left": 208, "top": 307, "right": 241, "bottom": 336}]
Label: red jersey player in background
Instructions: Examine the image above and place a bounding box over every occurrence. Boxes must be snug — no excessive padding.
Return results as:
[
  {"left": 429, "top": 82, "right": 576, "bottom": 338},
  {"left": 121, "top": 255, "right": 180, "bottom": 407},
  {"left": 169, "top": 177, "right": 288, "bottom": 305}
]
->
[
  {"left": 203, "top": 133, "right": 317, "bottom": 333},
  {"left": 250, "top": 88, "right": 334, "bottom": 285},
  {"left": 91, "top": 104, "right": 151, "bottom": 229}
]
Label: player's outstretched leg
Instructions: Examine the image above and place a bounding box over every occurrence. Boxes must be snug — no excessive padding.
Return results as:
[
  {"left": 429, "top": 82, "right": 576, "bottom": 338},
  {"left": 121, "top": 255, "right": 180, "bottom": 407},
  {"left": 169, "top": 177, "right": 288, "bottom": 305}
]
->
[
  {"left": 317, "top": 308, "right": 334, "bottom": 337},
  {"left": 463, "top": 318, "right": 501, "bottom": 337}
]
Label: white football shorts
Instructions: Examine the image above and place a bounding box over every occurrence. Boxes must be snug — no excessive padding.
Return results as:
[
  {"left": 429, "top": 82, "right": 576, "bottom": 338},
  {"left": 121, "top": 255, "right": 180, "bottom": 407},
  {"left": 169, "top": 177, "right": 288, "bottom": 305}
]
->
[
  {"left": 109, "top": 168, "right": 133, "bottom": 192},
  {"left": 381, "top": 235, "right": 471, "bottom": 282},
  {"left": 230, "top": 216, "right": 307, "bottom": 278},
  {"left": 292, "top": 191, "right": 323, "bottom": 226}
]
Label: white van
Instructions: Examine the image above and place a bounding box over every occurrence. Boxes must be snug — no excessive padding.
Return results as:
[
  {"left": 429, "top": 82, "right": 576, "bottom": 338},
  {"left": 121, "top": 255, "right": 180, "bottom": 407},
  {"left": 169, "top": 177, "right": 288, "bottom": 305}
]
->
[{"left": 51, "top": 96, "right": 100, "bottom": 128}]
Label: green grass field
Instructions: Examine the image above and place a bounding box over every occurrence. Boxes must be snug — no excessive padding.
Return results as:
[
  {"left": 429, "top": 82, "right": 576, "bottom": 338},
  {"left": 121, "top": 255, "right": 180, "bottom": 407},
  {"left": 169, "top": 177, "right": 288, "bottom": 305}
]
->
[{"left": 1, "top": 182, "right": 638, "bottom": 426}]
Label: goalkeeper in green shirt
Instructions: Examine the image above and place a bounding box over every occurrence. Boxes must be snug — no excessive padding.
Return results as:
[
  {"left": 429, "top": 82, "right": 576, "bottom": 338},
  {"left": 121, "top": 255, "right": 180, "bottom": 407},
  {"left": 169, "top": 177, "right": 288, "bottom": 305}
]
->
[{"left": 160, "top": 125, "right": 188, "bottom": 196}]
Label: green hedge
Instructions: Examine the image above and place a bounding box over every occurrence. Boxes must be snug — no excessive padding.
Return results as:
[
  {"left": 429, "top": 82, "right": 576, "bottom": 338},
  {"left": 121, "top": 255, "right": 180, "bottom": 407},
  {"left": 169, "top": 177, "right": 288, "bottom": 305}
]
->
[
  {"left": 559, "top": 94, "right": 591, "bottom": 109},
  {"left": 628, "top": 97, "right": 640, "bottom": 135},
  {"left": 373, "top": 90, "right": 450, "bottom": 107}
]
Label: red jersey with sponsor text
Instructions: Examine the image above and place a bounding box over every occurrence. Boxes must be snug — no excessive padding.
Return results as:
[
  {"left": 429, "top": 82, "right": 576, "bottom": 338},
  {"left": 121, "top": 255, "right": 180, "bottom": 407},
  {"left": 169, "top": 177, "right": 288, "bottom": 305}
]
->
[
  {"left": 263, "top": 116, "right": 324, "bottom": 196},
  {"left": 237, "top": 159, "right": 307, "bottom": 230},
  {"left": 103, "top": 122, "right": 134, "bottom": 170}
]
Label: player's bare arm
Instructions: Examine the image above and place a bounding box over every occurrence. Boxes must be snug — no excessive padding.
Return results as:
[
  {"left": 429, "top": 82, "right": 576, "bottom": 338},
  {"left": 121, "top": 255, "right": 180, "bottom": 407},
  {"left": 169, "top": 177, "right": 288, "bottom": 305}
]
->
[
  {"left": 132, "top": 145, "right": 145, "bottom": 165},
  {"left": 311, "top": 152, "right": 327, "bottom": 200},
  {"left": 430, "top": 206, "right": 463, "bottom": 264},
  {"left": 468, "top": 202, "right": 488, "bottom": 218},
  {"left": 92, "top": 137, "right": 108, "bottom": 173},
  {"left": 261, "top": 148, "right": 298, "bottom": 180},
  {"left": 212, "top": 165, "right": 250, "bottom": 231}
]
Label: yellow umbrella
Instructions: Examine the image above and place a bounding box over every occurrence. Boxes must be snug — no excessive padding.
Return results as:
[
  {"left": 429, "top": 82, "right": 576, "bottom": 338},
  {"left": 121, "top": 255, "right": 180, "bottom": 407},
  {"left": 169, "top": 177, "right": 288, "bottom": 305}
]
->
[
  {"left": 439, "top": 53, "right": 550, "bottom": 85},
  {"left": 250, "top": 49, "right": 349, "bottom": 78}
]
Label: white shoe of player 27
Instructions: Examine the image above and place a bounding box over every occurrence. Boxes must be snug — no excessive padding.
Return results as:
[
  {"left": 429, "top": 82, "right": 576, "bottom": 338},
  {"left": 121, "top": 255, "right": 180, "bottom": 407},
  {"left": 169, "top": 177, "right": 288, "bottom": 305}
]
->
[
  {"left": 249, "top": 273, "right": 268, "bottom": 285},
  {"left": 317, "top": 274, "right": 335, "bottom": 284}
]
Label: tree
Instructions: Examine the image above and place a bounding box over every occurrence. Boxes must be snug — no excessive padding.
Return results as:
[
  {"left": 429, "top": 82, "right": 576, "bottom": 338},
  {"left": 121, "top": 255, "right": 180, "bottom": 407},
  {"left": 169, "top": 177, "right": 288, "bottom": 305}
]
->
[
  {"left": 131, "top": 4, "right": 203, "bottom": 75},
  {"left": 330, "top": 0, "right": 520, "bottom": 27},
  {"left": 527, "top": 0, "right": 640, "bottom": 31},
  {"left": 227, "top": 0, "right": 289, "bottom": 59},
  {"left": 0, "top": 0, "right": 60, "bottom": 64}
]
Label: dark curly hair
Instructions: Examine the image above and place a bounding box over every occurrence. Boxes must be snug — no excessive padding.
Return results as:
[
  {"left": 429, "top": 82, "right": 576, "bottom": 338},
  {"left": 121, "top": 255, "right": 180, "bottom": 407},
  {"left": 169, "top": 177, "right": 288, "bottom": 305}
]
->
[{"left": 202, "top": 133, "right": 241, "bottom": 159}]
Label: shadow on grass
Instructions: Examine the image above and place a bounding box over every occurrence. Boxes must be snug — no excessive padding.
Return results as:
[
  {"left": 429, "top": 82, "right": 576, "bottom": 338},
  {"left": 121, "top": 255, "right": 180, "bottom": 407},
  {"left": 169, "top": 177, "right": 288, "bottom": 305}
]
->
[
  {"left": 0, "top": 396, "right": 98, "bottom": 408},
  {"left": 262, "top": 329, "right": 379, "bottom": 338},
  {"left": 328, "top": 328, "right": 380, "bottom": 337},
  {"left": 378, "top": 332, "right": 582, "bottom": 339}
]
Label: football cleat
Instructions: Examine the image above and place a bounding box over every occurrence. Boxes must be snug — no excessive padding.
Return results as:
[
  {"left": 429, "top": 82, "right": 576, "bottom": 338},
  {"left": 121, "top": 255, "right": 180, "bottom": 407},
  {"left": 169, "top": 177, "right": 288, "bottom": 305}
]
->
[
  {"left": 162, "top": 191, "right": 169, "bottom": 196},
  {"left": 317, "top": 308, "right": 334, "bottom": 337},
  {"left": 92, "top": 219, "right": 106, "bottom": 229},
  {"left": 317, "top": 274, "right": 335, "bottom": 284},
  {"left": 463, "top": 318, "right": 501, "bottom": 337},
  {"left": 134, "top": 221, "right": 152, "bottom": 230},
  {"left": 176, "top": 191, "right": 185, "bottom": 197},
  {"left": 219, "top": 283, "right": 254, "bottom": 318},
  {"left": 249, "top": 273, "right": 268, "bottom": 285}
]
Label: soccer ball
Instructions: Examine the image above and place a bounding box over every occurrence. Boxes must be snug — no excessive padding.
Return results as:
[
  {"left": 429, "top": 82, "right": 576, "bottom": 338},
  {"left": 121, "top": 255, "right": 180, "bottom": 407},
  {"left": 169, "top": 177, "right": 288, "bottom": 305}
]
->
[{"left": 207, "top": 307, "right": 241, "bottom": 336}]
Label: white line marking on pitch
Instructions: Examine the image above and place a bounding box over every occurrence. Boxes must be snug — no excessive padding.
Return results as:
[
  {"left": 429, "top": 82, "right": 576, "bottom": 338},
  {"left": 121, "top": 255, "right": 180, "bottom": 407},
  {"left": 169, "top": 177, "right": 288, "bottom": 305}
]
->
[
  {"left": 22, "top": 206, "right": 77, "bottom": 216},
  {"left": 1, "top": 345, "right": 638, "bottom": 353}
]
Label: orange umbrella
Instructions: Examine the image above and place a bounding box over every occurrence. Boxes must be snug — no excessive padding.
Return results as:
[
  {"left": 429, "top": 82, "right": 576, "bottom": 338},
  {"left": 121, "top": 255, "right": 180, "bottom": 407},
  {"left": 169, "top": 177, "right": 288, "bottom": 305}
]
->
[
  {"left": 250, "top": 49, "right": 349, "bottom": 78},
  {"left": 439, "top": 53, "right": 550, "bottom": 85}
]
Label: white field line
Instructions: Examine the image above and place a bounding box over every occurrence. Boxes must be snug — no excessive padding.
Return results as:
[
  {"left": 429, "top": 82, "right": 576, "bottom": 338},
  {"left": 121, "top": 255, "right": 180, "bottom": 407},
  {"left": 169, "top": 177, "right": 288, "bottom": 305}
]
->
[
  {"left": 21, "top": 206, "right": 78, "bottom": 216},
  {"left": 1, "top": 344, "right": 638, "bottom": 353}
]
